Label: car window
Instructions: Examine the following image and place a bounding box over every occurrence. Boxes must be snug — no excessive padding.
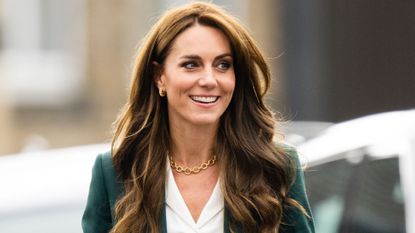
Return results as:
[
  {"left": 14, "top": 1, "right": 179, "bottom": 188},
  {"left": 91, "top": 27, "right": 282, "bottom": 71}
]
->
[
  {"left": 306, "top": 155, "right": 405, "bottom": 233},
  {"left": 306, "top": 157, "right": 356, "bottom": 232},
  {"left": 339, "top": 156, "right": 405, "bottom": 233}
]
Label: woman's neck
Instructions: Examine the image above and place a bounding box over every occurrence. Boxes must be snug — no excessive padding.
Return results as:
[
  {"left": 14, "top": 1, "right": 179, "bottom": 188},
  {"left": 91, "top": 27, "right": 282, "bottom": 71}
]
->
[{"left": 169, "top": 121, "right": 218, "bottom": 167}]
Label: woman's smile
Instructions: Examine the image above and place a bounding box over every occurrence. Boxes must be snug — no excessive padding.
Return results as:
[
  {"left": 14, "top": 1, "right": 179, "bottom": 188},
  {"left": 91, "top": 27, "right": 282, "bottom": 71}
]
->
[{"left": 189, "top": 95, "right": 220, "bottom": 104}]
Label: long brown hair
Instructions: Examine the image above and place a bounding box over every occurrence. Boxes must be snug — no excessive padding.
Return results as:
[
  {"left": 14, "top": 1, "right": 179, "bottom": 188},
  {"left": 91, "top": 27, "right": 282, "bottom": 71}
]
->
[{"left": 111, "top": 2, "right": 305, "bottom": 233}]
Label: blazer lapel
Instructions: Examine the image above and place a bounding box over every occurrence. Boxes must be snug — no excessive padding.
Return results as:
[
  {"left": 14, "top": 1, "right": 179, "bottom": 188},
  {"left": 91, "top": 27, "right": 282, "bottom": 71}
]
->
[
  {"left": 160, "top": 202, "right": 168, "bottom": 233},
  {"left": 224, "top": 207, "right": 231, "bottom": 233}
]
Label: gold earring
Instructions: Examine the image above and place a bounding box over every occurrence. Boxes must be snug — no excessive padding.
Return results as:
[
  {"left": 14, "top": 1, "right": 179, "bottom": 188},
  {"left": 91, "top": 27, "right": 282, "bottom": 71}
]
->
[{"left": 159, "top": 88, "right": 166, "bottom": 97}]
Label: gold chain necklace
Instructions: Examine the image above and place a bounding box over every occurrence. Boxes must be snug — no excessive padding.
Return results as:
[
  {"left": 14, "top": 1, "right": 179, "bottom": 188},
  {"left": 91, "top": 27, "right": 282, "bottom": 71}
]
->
[{"left": 169, "top": 155, "right": 217, "bottom": 175}]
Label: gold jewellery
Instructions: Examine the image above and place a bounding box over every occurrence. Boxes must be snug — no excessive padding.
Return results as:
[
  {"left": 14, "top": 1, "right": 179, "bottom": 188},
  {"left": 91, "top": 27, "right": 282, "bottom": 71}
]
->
[
  {"left": 169, "top": 155, "right": 217, "bottom": 175},
  {"left": 159, "top": 88, "right": 166, "bottom": 97}
]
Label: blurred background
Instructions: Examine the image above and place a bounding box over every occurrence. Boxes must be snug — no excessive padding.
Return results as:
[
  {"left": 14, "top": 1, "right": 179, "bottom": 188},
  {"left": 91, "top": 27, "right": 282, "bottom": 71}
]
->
[
  {"left": 0, "top": 0, "right": 414, "bottom": 233},
  {"left": 0, "top": 0, "right": 414, "bottom": 155}
]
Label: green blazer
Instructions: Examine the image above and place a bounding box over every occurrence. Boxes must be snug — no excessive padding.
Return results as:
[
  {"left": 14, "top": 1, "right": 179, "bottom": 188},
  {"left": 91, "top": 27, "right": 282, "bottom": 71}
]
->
[{"left": 82, "top": 147, "right": 315, "bottom": 233}]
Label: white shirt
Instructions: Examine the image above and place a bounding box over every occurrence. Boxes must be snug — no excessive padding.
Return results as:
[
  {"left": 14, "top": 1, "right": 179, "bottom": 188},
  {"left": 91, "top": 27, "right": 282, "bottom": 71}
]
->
[{"left": 165, "top": 164, "right": 224, "bottom": 233}]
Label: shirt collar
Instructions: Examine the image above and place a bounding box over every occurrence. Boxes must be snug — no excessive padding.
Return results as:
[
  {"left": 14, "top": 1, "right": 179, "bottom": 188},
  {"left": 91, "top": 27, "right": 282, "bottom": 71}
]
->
[{"left": 165, "top": 161, "right": 224, "bottom": 227}]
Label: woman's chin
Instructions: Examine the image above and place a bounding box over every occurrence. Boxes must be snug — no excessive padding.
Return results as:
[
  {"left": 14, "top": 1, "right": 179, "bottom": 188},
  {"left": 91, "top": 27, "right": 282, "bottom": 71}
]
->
[{"left": 187, "top": 115, "right": 221, "bottom": 126}]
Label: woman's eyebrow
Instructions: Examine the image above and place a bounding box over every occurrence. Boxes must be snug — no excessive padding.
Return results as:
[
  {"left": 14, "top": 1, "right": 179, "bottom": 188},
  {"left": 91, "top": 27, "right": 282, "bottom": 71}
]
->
[
  {"left": 179, "top": 53, "right": 233, "bottom": 60},
  {"left": 215, "top": 53, "right": 233, "bottom": 60},
  {"left": 179, "top": 54, "right": 201, "bottom": 60}
]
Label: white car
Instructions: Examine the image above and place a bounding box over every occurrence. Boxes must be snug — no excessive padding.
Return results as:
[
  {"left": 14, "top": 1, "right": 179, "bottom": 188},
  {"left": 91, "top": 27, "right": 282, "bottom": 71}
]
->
[
  {"left": 298, "top": 110, "right": 415, "bottom": 233},
  {"left": 0, "top": 144, "right": 109, "bottom": 233}
]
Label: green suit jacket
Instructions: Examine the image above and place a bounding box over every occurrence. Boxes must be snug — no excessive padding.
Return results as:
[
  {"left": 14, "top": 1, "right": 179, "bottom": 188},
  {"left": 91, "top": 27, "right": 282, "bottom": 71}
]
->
[{"left": 82, "top": 147, "right": 315, "bottom": 233}]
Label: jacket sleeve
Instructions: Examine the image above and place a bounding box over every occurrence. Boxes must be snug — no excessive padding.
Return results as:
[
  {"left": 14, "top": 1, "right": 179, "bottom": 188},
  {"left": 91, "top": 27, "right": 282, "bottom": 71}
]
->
[
  {"left": 280, "top": 146, "right": 315, "bottom": 233},
  {"left": 82, "top": 154, "right": 113, "bottom": 233}
]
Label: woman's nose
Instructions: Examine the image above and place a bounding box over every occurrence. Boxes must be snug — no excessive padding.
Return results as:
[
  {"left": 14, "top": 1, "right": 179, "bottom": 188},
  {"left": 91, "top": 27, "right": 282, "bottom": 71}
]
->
[{"left": 198, "top": 68, "right": 218, "bottom": 88}]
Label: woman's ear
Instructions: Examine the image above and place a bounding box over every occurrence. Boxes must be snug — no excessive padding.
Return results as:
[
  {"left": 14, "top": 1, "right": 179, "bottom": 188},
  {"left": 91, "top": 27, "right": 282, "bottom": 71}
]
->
[
  {"left": 153, "top": 61, "right": 167, "bottom": 97},
  {"left": 152, "top": 61, "right": 164, "bottom": 89}
]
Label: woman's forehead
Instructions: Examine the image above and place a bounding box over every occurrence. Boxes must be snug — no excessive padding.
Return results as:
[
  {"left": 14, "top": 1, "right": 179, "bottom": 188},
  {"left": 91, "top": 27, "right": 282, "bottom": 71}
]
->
[{"left": 167, "top": 25, "right": 232, "bottom": 59}]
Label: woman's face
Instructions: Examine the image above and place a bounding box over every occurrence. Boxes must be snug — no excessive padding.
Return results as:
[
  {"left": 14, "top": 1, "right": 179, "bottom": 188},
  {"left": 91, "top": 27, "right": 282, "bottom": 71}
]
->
[{"left": 156, "top": 25, "right": 235, "bottom": 128}]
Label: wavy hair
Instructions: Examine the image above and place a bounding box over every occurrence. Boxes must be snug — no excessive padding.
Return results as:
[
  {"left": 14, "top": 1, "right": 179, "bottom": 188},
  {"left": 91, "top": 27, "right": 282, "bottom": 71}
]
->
[{"left": 111, "top": 2, "right": 306, "bottom": 233}]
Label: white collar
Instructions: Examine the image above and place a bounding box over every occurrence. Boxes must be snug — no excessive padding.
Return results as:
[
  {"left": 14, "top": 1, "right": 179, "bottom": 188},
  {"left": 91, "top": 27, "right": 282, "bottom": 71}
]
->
[{"left": 165, "top": 163, "right": 224, "bottom": 228}]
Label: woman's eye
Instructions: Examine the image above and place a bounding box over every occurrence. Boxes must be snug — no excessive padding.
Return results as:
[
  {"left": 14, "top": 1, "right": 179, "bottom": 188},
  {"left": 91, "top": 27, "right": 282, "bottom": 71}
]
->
[
  {"left": 217, "top": 61, "right": 232, "bottom": 71},
  {"left": 182, "top": 62, "right": 198, "bottom": 69}
]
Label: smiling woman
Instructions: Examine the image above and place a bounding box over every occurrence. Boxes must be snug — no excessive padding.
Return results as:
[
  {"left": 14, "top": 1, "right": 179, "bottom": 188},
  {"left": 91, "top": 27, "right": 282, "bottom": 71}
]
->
[
  {"left": 154, "top": 25, "right": 235, "bottom": 127},
  {"left": 82, "top": 2, "right": 314, "bottom": 233}
]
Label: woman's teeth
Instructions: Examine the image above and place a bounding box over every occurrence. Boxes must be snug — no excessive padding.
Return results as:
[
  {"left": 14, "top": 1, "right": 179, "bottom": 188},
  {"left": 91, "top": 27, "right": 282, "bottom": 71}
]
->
[{"left": 191, "top": 96, "right": 218, "bottom": 103}]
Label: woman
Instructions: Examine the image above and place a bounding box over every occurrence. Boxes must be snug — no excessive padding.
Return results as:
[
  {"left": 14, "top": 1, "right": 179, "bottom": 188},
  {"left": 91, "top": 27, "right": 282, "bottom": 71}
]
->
[{"left": 82, "top": 2, "right": 314, "bottom": 233}]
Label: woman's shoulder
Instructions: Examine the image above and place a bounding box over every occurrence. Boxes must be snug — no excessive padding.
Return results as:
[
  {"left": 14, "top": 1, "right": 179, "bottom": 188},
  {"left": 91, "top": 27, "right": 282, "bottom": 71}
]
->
[
  {"left": 275, "top": 142, "right": 316, "bottom": 232},
  {"left": 93, "top": 151, "right": 123, "bottom": 203},
  {"left": 274, "top": 142, "right": 301, "bottom": 163},
  {"left": 82, "top": 151, "right": 123, "bottom": 231},
  {"left": 97, "top": 151, "right": 115, "bottom": 171}
]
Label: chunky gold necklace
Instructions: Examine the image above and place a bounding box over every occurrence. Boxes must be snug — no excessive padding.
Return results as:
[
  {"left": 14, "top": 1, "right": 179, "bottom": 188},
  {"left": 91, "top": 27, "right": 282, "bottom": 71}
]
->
[{"left": 169, "top": 155, "right": 217, "bottom": 175}]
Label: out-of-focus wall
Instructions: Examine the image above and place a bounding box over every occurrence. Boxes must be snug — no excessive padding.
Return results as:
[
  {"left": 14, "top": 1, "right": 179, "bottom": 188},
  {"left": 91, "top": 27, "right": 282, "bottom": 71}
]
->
[
  {"left": 282, "top": 0, "right": 415, "bottom": 122},
  {"left": 86, "top": 0, "right": 161, "bottom": 141},
  {"left": 247, "top": 0, "right": 284, "bottom": 110}
]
